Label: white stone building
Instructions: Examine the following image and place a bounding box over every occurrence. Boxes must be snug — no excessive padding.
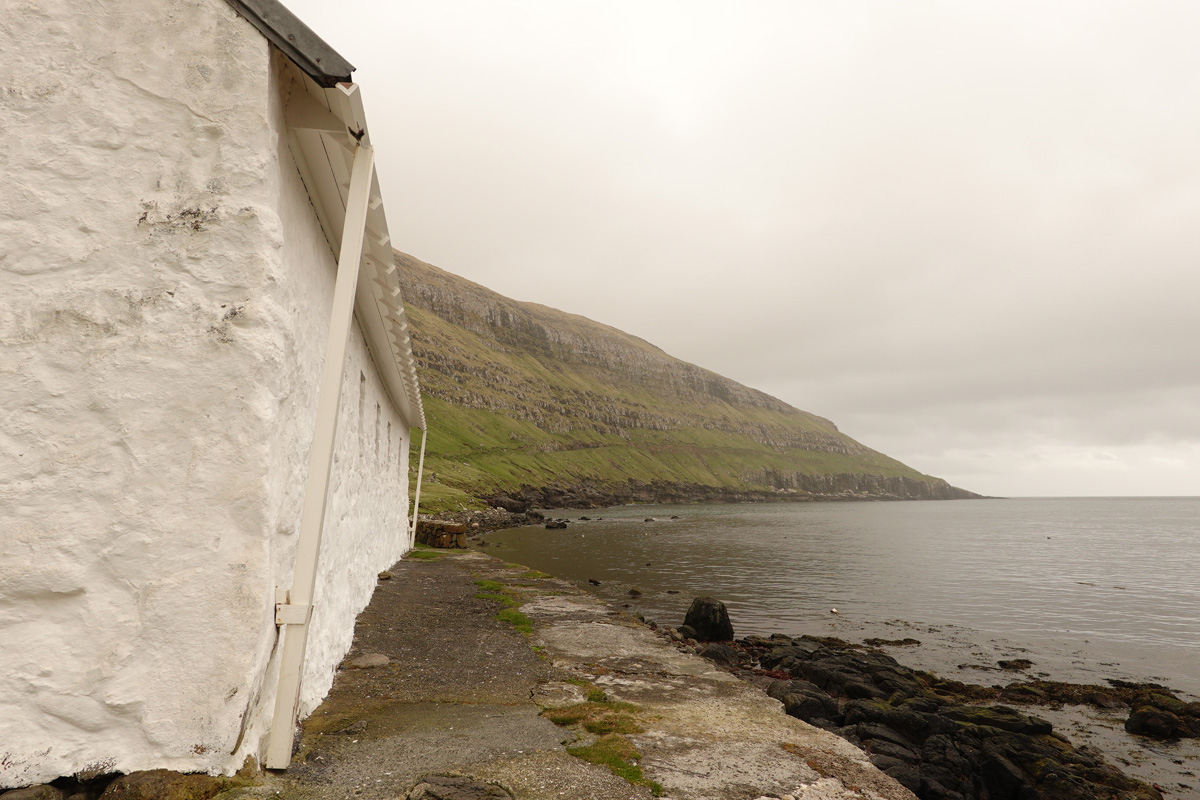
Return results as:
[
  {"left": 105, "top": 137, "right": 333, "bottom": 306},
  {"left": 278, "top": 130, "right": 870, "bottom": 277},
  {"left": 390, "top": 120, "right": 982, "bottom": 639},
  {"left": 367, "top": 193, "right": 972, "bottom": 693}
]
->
[{"left": 0, "top": 0, "right": 426, "bottom": 786}]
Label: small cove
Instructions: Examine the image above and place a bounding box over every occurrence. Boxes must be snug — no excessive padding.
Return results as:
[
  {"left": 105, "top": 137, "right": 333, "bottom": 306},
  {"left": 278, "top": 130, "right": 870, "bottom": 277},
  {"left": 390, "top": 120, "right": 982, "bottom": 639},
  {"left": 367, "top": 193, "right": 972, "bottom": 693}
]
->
[{"left": 483, "top": 497, "right": 1200, "bottom": 795}]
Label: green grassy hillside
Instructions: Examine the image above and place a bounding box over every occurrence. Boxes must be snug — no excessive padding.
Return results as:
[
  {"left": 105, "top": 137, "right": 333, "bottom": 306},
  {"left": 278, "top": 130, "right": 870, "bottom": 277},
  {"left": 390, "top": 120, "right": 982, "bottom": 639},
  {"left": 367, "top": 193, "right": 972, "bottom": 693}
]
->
[{"left": 396, "top": 252, "right": 977, "bottom": 512}]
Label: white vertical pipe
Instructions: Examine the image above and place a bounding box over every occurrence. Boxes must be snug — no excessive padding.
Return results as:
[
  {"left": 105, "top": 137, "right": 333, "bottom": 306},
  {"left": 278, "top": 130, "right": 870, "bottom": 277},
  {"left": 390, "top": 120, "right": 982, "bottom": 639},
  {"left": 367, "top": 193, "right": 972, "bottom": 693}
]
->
[
  {"left": 265, "top": 143, "right": 375, "bottom": 769},
  {"left": 409, "top": 426, "right": 428, "bottom": 547}
]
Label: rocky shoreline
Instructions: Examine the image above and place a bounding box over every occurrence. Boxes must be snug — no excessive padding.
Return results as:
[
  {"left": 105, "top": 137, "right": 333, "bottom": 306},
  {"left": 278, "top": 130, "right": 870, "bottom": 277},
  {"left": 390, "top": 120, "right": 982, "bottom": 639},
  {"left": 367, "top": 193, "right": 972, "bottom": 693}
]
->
[
  {"left": 417, "top": 479, "right": 984, "bottom": 535},
  {"left": 481, "top": 475, "right": 982, "bottom": 511},
  {"left": 644, "top": 600, "right": 1198, "bottom": 800}
]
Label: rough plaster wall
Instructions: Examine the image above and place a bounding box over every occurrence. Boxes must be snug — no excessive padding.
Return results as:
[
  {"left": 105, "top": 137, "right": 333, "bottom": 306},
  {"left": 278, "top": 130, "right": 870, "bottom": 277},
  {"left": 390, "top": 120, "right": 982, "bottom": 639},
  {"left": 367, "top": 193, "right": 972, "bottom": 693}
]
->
[
  {"left": 0, "top": 0, "right": 279, "bottom": 786},
  {"left": 0, "top": 2, "right": 411, "bottom": 787}
]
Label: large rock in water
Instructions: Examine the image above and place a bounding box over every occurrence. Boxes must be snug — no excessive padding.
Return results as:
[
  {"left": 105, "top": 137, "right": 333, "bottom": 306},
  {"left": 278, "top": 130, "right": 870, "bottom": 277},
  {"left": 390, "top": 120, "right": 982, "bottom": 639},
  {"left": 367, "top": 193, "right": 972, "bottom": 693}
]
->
[{"left": 681, "top": 597, "right": 734, "bottom": 642}]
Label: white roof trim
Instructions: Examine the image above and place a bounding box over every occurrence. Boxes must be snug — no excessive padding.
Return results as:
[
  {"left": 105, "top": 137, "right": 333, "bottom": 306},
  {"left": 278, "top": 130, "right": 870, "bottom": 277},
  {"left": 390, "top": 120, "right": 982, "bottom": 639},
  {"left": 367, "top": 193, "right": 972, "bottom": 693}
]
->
[{"left": 281, "top": 61, "right": 426, "bottom": 430}]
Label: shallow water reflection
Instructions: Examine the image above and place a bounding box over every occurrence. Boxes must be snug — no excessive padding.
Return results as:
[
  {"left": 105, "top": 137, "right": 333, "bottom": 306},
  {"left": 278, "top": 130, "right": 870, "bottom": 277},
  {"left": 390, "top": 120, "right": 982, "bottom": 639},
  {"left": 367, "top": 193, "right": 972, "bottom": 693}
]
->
[{"left": 484, "top": 498, "right": 1200, "bottom": 698}]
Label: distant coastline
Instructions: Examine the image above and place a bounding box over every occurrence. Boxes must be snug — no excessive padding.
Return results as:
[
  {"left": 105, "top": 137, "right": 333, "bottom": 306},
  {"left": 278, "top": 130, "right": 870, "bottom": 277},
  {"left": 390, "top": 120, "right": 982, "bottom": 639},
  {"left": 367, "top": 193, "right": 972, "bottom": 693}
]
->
[
  {"left": 397, "top": 250, "right": 979, "bottom": 515},
  {"left": 468, "top": 475, "right": 982, "bottom": 515}
]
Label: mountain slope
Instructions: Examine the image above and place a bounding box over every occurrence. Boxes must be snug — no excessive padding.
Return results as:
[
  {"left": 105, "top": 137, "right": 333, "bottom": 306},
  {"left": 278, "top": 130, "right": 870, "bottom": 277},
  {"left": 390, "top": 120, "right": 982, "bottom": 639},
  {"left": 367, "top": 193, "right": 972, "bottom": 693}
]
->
[{"left": 395, "top": 251, "right": 978, "bottom": 512}]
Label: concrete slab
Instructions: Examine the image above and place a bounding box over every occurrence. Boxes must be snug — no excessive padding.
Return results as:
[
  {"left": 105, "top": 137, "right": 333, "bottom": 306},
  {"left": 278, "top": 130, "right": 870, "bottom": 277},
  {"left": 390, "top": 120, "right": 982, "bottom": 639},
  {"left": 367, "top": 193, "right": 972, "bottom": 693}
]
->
[{"left": 224, "top": 550, "right": 914, "bottom": 800}]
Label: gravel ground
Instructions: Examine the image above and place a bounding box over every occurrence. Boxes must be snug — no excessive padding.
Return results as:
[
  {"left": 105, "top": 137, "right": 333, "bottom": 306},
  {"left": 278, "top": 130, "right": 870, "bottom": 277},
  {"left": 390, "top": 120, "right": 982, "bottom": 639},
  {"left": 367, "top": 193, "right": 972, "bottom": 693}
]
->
[{"left": 223, "top": 550, "right": 914, "bottom": 800}]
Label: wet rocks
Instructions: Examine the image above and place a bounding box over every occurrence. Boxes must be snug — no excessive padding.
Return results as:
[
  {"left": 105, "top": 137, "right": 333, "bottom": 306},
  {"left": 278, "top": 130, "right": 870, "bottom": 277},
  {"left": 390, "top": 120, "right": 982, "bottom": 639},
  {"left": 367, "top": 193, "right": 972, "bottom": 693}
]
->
[
  {"left": 544, "top": 520, "right": 568, "bottom": 530},
  {"left": 681, "top": 596, "right": 734, "bottom": 642},
  {"left": 731, "top": 635, "right": 1165, "bottom": 800},
  {"left": 418, "top": 507, "right": 542, "bottom": 537},
  {"left": 1125, "top": 692, "right": 1200, "bottom": 739},
  {"left": 696, "top": 642, "right": 745, "bottom": 668}
]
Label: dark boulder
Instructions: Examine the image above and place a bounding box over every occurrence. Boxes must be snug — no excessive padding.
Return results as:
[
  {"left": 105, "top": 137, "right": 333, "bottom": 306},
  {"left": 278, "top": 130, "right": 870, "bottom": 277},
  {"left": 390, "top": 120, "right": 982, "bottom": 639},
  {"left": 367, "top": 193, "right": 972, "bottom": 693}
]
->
[
  {"left": 1124, "top": 691, "right": 1200, "bottom": 739},
  {"left": 768, "top": 680, "right": 840, "bottom": 725},
  {"left": 681, "top": 596, "right": 734, "bottom": 642},
  {"left": 544, "top": 520, "right": 567, "bottom": 530},
  {"left": 877, "top": 759, "right": 923, "bottom": 794},
  {"left": 766, "top": 678, "right": 824, "bottom": 701},
  {"left": 1125, "top": 706, "right": 1185, "bottom": 739},
  {"left": 780, "top": 690, "right": 840, "bottom": 726},
  {"left": 697, "top": 642, "right": 743, "bottom": 668},
  {"left": 941, "top": 704, "right": 1053, "bottom": 736}
]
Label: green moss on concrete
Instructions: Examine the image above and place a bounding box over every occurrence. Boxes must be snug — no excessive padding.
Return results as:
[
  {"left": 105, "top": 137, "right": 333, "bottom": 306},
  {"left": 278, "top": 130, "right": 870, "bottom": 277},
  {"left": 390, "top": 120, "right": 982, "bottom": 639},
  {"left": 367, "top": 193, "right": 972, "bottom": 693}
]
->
[
  {"left": 496, "top": 608, "right": 533, "bottom": 636},
  {"left": 473, "top": 579, "right": 534, "bottom": 634},
  {"left": 407, "top": 550, "right": 450, "bottom": 560},
  {"left": 566, "top": 734, "right": 663, "bottom": 796}
]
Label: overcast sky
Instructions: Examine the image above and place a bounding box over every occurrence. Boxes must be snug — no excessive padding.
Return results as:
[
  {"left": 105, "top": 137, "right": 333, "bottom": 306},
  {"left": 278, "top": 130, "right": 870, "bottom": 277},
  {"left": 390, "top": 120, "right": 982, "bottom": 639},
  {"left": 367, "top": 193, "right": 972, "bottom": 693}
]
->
[{"left": 284, "top": 0, "right": 1199, "bottom": 498}]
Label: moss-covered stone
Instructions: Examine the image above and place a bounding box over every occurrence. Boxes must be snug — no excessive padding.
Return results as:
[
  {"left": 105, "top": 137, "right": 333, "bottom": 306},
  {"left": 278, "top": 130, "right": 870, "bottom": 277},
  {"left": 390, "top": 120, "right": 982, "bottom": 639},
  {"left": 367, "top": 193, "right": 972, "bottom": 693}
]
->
[{"left": 97, "top": 770, "right": 231, "bottom": 800}]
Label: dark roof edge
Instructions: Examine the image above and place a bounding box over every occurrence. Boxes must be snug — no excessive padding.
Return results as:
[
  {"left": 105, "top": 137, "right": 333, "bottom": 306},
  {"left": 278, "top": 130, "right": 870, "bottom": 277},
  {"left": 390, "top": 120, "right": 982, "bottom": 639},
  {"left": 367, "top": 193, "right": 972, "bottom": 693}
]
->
[{"left": 224, "top": 0, "right": 354, "bottom": 87}]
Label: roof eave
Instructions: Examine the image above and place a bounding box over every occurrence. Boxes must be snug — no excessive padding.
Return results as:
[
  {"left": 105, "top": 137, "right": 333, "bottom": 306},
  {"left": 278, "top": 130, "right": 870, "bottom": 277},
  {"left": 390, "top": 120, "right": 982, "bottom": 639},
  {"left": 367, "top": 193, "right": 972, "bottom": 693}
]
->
[
  {"left": 280, "top": 63, "right": 426, "bottom": 431},
  {"left": 224, "top": 0, "right": 354, "bottom": 87}
]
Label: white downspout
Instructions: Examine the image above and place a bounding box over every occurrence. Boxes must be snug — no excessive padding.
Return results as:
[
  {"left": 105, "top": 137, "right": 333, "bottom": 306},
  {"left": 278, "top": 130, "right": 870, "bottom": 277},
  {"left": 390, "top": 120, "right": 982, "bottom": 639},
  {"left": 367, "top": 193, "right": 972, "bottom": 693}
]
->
[
  {"left": 409, "top": 425, "right": 427, "bottom": 547},
  {"left": 265, "top": 142, "right": 376, "bottom": 770}
]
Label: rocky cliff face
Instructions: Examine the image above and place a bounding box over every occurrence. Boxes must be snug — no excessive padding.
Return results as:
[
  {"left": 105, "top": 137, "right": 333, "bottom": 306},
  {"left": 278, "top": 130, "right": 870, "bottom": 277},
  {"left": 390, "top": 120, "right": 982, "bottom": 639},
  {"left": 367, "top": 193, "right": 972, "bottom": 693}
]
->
[{"left": 394, "top": 251, "right": 978, "bottom": 510}]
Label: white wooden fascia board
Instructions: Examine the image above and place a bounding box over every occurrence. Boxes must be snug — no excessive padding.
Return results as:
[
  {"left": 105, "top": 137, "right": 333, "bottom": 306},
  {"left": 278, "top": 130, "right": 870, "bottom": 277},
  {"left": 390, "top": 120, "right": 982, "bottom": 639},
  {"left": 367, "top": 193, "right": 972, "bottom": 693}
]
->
[
  {"left": 298, "top": 67, "right": 333, "bottom": 113},
  {"left": 377, "top": 290, "right": 402, "bottom": 313},
  {"left": 283, "top": 63, "right": 425, "bottom": 428},
  {"left": 355, "top": 246, "right": 419, "bottom": 427},
  {"left": 327, "top": 82, "right": 368, "bottom": 145},
  {"left": 285, "top": 84, "right": 349, "bottom": 134},
  {"left": 364, "top": 214, "right": 388, "bottom": 247}
]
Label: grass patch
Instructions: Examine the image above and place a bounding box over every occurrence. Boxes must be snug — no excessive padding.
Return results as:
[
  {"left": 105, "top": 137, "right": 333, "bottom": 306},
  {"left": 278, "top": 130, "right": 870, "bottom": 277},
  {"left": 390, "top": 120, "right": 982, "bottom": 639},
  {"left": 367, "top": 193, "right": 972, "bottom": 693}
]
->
[
  {"left": 471, "top": 578, "right": 534, "bottom": 634},
  {"left": 496, "top": 607, "right": 533, "bottom": 636},
  {"left": 584, "top": 713, "right": 643, "bottom": 735},
  {"left": 542, "top": 695, "right": 644, "bottom": 735},
  {"left": 407, "top": 549, "right": 448, "bottom": 560},
  {"left": 521, "top": 570, "right": 554, "bottom": 580},
  {"left": 567, "top": 734, "right": 663, "bottom": 796},
  {"left": 475, "top": 591, "right": 519, "bottom": 608}
]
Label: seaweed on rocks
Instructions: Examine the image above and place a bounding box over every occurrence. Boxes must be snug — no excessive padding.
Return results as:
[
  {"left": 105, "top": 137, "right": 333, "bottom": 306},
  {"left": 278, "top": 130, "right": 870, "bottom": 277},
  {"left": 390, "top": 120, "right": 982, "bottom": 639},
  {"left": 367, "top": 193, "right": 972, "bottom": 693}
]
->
[{"left": 728, "top": 635, "right": 1169, "bottom": 800}]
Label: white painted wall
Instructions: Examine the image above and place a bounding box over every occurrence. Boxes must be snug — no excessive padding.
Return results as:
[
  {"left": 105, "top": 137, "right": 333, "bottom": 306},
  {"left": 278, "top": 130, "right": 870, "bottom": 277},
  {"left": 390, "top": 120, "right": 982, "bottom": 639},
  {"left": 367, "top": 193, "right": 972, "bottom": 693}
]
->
[{"left": 0, "top": 1, "right": 411, "bottom": 787}]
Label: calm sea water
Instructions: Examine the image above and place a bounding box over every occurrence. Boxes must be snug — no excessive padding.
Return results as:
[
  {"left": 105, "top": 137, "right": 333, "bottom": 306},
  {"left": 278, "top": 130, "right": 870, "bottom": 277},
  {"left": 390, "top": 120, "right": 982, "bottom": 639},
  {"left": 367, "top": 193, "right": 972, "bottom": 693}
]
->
[{"left": 485, "top": 498, "right": 1200, "bottom": 698}]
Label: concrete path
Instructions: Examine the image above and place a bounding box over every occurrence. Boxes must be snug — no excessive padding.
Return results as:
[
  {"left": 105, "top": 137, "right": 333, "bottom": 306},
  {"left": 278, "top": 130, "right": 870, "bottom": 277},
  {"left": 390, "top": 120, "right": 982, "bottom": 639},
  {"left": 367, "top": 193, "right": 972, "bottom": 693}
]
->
[{"left": 231, "top": 549, "right": 914, "bottom": 800}]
